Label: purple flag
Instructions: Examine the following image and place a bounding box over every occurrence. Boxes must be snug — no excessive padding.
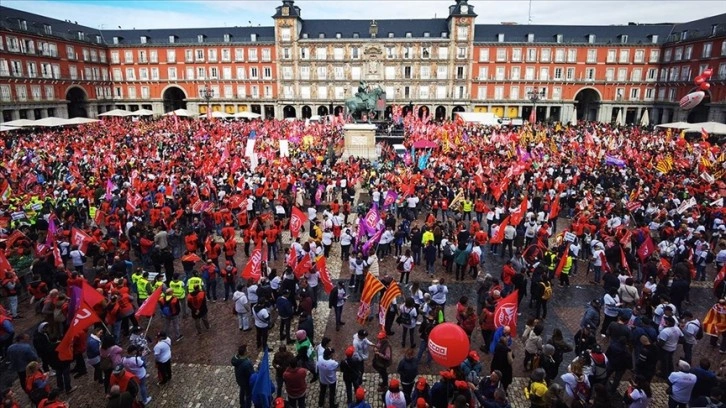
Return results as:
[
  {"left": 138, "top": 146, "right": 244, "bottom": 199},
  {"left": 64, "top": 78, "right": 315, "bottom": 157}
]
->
[
  {"left": 605, "top": 156, "right": 626, "bottom": 167},
  {"left": 362, "top": 203, "right": 381, "bottom": 235},
  {"left": 356, "top": 223, "right": 366, "bottom": 252},
  {"left": 66, "top": 285, "right": 82, "bottom": 325},
  {"left": 382, "top": 191, "right": 398, "bottom": 211},
  {"left": 362, "top": 226, "right": 384, "bottom": 255},
  {"left": 315, "top": 185, "right": 324, "bottom": 206}
]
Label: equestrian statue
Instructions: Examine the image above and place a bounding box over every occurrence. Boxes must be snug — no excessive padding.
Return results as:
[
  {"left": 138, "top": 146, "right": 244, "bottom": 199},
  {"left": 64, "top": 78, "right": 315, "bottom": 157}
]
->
[{"left": 345, "top": 81, "right": 385, "bottom": 122}]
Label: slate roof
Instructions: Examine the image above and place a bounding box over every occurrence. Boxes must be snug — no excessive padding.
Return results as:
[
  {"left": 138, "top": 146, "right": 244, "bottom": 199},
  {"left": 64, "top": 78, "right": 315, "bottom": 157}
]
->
[
  {"left": 0, "top": 6, "right": 104, "bottom": 45},
  {"left": 299, "top": 19, "right": 451, "bottom": 39},
  {"left": 100, "top": 26, "right": 276, "bottom": 45},
  {"left": 667, "top": 13, "right": 726, "bottom": 42},
  {"left": 474, "top": 23, "right": 675, "bottom": 45}
]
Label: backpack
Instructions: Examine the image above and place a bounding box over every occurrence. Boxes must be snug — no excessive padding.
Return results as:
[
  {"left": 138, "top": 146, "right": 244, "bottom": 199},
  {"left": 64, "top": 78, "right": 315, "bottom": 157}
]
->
[
  {"left": 443, "top": 244, "right": 453, "bottom": 257},
  {"left": 398, "top": 309, "right": 412, "bottom": 326},
  {"left": 573, "top": 380, "right": 591, "bottom": 403},
  {"left": 689, "top": 321, "right": 704, "bottom": 340},
  {"left": 591, "top": 357, "right": 608, "bottom": 381},
  {"left": 160, "top": 302, "right": 172, "bottom": 317},
  {"left": 540, "top": 282, "right": 552, "bottom": 300},
  {"left": 705, "top": 251, "right": 715, "bottom": 264}
]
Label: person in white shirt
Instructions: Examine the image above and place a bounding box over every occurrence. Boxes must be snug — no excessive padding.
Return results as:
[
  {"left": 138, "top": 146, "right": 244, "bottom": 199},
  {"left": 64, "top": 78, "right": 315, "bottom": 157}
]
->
[
  {"left": 340, "top": 228, "right": 353, "bottom": 261},
  {"left": 316, "top": 348, "right": 339, "bottom": 407},
  {"left": 398, "top": 250, "right": 414, "bottom": 284},
  {"left": 352, "top": 330, "right": 374, "bottom": 361},
  {"left": 307, "top": 206, "right": 317, "bottom": 232},
  {"left": 253, "top": 300, "right": 271, "bottom": 349},
  {"left": 379, "top": 227, "right": 395, "bottom": 259},
  {"left": 657, "top": 316, "right": 683, "bottom": 376},
  {"left": 123, "top": 346, "right": 151, "bottom": 405},
  {"left": 321, "top": 228, "right": 334, "bottom": 257},
  {"left": 153, "top": 332, "right": 173, "bottom": 385},
  {"left": 679, "top": 311, "right": 700, "bottom": 364},
  {"left": 428, "top": 279, "right": 448, "bottom": 306},
  {"left": 623, "top": 376, "right": 650, "bottom": 408},
  {"left": 667, "top": 360, "right": 696, "bottom": 407},
  {"left": 69, "top": 245, "right": 85, "bottom": 274}
]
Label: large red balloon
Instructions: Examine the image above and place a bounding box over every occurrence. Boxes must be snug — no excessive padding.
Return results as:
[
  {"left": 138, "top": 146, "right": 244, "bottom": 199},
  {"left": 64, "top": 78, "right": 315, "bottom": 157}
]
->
[
  {"left": 694, "top": 76, "right": 706, "bottom": 85},
  {"left": 702, "top": 68, "right": 713, "bottom": 78},
  {"left": 427, "top": 323, "right": 470, "bottom": 367},
  {"left": 700, "top": 82, "right": 711, "bottom": 91}
]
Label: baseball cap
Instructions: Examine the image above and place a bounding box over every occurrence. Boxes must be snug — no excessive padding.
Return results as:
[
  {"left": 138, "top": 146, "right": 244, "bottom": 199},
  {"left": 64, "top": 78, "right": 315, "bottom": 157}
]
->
[
  {"left": 468, "top": 351, "right": 480, "bottom": 362},
  {"left": 345, "top": 346, "right": 354, "bottom": 358},
  {"left": 416, "top": 377, "right": 427, "bottom": 391},
  {"left": 416, "top": 398, "right": 427, "bottom": 408},
  {"left": 377, "top": 331, "right": 387, "bottom": 340},
  {"left": 355, "top": 387, "right": 366, "bottom": 401},
  {"left": 389, "top": 379, "right": 400, "bottom": 389}
]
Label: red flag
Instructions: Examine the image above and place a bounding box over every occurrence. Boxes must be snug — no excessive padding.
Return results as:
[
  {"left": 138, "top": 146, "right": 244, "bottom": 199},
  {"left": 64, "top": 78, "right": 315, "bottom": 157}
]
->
[
  {"left": 290, "top": 207, "right": 307, "bottom": 239},
  {"left": 509, "top": 197, "right": 528, "bottom": 226},
  {"left": 489, "top": 216, "right": 510, "bottom": 245},
  {"left": 82, "top": 280, "right": 105, "bottom": 307},
  {"left": 637, "top": 235, "right": 656, "bottom": 262},
  {"left": 492, "top": 180, "right": 509, "bottom": 202},
  {"left": 714, "top": 265, "right": 726, "bottom": 298},
  {"left": 494, "top": 290, "right": 519, "bottom": 337},
  {"left": 529, "top": 108, "right": 536, "bottom": 124},
  {"left": 287, "top": 246, "right": 298, "bottom": 270},
  {"left": 293, "top": 253, "right": 312, "bottom": 278},
  {"left": 135, "top": 286, "right": 163, "bottom": 318},
  {"left": 6, "top": 230, "right": 27, "bottom": 248},
  {"left": 241, "top": 240, "right": 263, "bottom": 281},
  {"left": 56, "top": 300, "right": 100, "bottom": 361},
  {"left": 548, "top": 195, "right": 560, "bottom": 220},
  {"left": 52, "top": 244, "right": 63, "bottom": 269},
  {"left": 71, "top": 227, "right": 93, "bottom": 253},
  {"left": 554, "top": 247, "right": 569, "bottom": 278},
  {"left": 181, "top": 253, "right": 202, "bottom": 263},
  {"left": 599, "top": 251, "right": 612, "bottom": 274},
  {"left": 316, "top": 256, "right": 333, "bottom": 294}
]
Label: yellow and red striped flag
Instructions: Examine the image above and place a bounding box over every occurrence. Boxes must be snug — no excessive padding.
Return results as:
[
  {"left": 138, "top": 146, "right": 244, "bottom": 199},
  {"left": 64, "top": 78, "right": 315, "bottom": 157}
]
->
[
  {"left": 379, "top": 281, "right": 402, "bottom": 314},
  {"left": 356, "top": 273, "right": 385, "bottom": 325}
]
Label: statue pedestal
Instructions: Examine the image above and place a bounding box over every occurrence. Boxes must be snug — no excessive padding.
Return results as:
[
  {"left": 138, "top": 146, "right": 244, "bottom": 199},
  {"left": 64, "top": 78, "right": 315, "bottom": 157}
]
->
[{"left": 342, "top": 124, "right": 378, "bottom": 161}]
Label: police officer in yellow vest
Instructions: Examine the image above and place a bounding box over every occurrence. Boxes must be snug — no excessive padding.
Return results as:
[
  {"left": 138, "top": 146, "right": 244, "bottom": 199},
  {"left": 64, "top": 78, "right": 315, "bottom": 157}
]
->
[
  {"left": 187, "top": 271, "right": 204, "bottom": 294},
  {"left": 136, "top": 271, "right": 152, "bottom": 307},
  {"left": 462, "top": 199, "right": 473, "bottom": 222},
  {"left": 169, "top": 273, "right": 188, "bottom": 318},
  {"left": 152, "top": 274, "right": 165, "bottom": 292},
  {"left": 131, "top": 268, "right": 144, "bottom": 295}
]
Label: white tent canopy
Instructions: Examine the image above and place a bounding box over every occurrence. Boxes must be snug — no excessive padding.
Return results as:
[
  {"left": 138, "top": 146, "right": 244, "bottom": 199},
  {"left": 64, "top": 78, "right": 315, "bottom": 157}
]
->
[
  {"left": 569, "top": 108, "right": 577, "bottom": 126},
  {"left": 640, "top": 109, "right": 650, "bottom": 127},
  {"left": 164, "top": 109, "right": 196, "bottom": 117},
  {"left": 655, "top": 121, "right": 692, "bottom": 129},
  {"left": 98, "top": 109, "right": 133, "bottom": 117},
  {"left": 2, "top": 119, "right": 37, "bottom": 127},
  {"left": 0, "top": 125, "right": 18, "bottom": 132},
  {"left": 210, "top": 111, "right": 231, "bottom": 119},
  {"left": 132, "top": 109, "right": 154, "bottom": 116},
  {"left": 614, "top": 108, "right": 624, "bottom": 126},
  {"left": 66, "top": 117, "right": 100, "bottom": 125},
  {"left": 32, "top": 117, "right": 72, "bottom": 127},
  {"left": 686, "top": 121, "right": 726, "bottom": 134},
  {"left": 232, "top": 111, "right": 261, "bottom": 119}
]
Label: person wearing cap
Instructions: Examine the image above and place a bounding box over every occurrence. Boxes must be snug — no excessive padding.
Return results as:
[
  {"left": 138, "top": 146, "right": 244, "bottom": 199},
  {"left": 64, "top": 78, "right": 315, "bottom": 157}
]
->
[
  {"left": 430, "top": 370, "right": 456, "bottom": 408},
  {"left": 121, "top": 345, "right": 150, "bottom": 405},
  {"left": 384, "top": 378, "right": 406, "bottom": 408},
  {"left": 667, "top": 360, "right": 697, "bottom": 408},
  {"left": 109, "top": 364, "right": 139, "bottom": 403},
  {"left": 158, "top": 288, "right": 183, "bottom": 342},
  {"left": 350, "top": 387, "right": 371, "bottom": 408},
  {"left": 411, "top": 377, "right": 431, "bottom": 407},
  {"left": 340, "top": 346, "right": 363, "bottom": 404},
  {"left": 396, "top": 348, "right": 418, "bottom": 405},
  {"left": 372, "top": 331, "right": 392, "bottom": 391},
  {"left": 460, "top": 351, "right": 482, "bottom": 383}
]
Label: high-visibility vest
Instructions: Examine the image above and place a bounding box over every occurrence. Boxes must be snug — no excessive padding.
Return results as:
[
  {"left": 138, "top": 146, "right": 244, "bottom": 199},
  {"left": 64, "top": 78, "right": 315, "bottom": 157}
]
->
[
  {"left": 169, "top": 280, "right": 186, "bottom": 299},
  {"left": 188, "top": 277, "right": 203, "bottom": 292},
  {"left": 136, "top": 278, "right": 149, "bottom": 300},
  {"left": 561, "top": 257, "right": 573, "bottom": 275},
  {"left": 153, "top": 281, "right": 164, "bottom": 292},
  {"left": 462, "top": 201, "right": 473, "bottom": 212}
]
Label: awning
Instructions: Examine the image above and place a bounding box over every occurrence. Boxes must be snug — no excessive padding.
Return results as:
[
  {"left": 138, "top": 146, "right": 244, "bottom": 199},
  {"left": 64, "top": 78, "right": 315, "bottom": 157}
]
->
[{"left": 98, "top": 109, "right": 133, "bottom": 117}]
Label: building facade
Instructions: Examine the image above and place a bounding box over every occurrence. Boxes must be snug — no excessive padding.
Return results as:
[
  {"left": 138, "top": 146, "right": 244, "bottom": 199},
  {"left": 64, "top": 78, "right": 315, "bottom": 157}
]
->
[{"left": 1, "top": 1, "right": 725, "bottom": 123}]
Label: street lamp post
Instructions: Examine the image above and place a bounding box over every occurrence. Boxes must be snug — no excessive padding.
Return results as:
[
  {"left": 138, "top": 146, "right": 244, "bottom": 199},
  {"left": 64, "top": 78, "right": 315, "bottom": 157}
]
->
[
  {"left": 201, "top": 85, "right": 214, "bottom": 117},
  {"left": 528, "top": 88, "right": 542, "bottom": 123}
]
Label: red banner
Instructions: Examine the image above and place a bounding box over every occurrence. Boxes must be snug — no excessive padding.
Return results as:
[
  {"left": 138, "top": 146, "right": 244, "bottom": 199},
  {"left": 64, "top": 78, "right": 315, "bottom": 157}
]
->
[
  {"left": 494, "top": 290, "right": 519, "bottom": 337},
  {"left": 637, "top": 235, "right": 656, "bottom": 262},
  {"left": 71, "top": 227, "right": 93, "bottom": 253},
  {"left": 554, "top": 247, "right": 569, "bottom": 278},
  {"left": 509, "top": 197, "right": 528, "bottom": 226},
  {"left": 290, "top": 207, "right": 307, "bottom": 239},
  {"left": 287, "top": 246, "right": 298, "bottom": 270},
  {"left": 56, "top": 300, "right": 100, "bottom": 361},
  {"left": 82, "top": 280, "right": 106, "bottom": 307},
  {"left": 135, "top": 286, "right": 163, "bottom": 318},
  {"left": 489, "top": 216, "right": 510, "bottom": 245},
  {"left": 293, "top": 253, "right": 312, "bottom": 278},
  {"left": 316, "top": 256, "right": 333, "bottom": 294},
  {"left": 241, "top": 240, "right": 262, "bottom": 281}
]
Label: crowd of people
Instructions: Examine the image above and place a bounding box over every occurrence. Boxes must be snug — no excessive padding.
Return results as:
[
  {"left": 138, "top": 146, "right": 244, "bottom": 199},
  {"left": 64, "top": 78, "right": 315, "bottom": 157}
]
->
[{"left": 0, "top": 110, "right": 725, "bottom": 408}]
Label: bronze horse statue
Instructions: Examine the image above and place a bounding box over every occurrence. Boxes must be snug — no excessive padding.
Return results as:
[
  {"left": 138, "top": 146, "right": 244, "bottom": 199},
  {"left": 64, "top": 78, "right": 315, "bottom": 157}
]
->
[{"left": 345, "top": 86, "right": 384, "bottom": 122}]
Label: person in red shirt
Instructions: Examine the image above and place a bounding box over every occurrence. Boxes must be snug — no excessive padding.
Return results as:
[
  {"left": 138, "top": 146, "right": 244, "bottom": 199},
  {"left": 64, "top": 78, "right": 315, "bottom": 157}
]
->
[
  {"left": 201, "top": 260, "right": 219, "bottom": 302},
  {"left": 184, "top": 232, "right": 199, "bottom": 253},
  {"left": 204, "top": 236, "right": 222, "bottom": 270},
  {"left": 221, "top": 223, "right": 236, "bottom": 242},
  {"left": 501, "top": 260, "right": 516, "bottom": 294},
  {"left": 265, "top": 228, "right": 278, "bottom": 261},
  {"left": 224, "top": 238, "right": 237, "bottom": 267},
  {"left": 220, "top": 261, "right": 238, "bottom": 301}
]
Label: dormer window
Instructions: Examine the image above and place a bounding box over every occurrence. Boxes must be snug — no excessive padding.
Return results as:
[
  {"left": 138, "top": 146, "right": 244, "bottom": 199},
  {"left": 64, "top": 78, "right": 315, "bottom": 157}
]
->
[
  {"left": 405, "top": 32, "right": 412, "bottom": 38},
  {"left": 18, "top": 20, "right": 27, "bottom": 30},
  {"left": 441, "top": 32, "right": 447, "bottom": 38},
  {"left": 650, "top": 34, "right": 658, "bottom": 44},
  {"left": 588, "top": 34, "right": 595, "bottom": 44},
  {"left": 140, "top": 36, "right": 148, "bottom": 44},
  {"left": 302, "top": 33, "right": 308, "bottom": 39},
  {"left": 224, "top": 33, "right": 231, "bottom": 42},
  {"left": 198, "top": 34, "right": 204, "bottom": 43},
  {"left": 43, "top": 24, "right": 52, "bottom": 35},
  {"left": 353, "top": 32, "right": 359, "bottom": 38},
  {"left": 319, "top": 33, "right": 325, "bottom": 39},
  {"left": 251, "top": 33, "right": 258, "bottom": 42},
  {"left": 680, "top": 31, "right": 688, "bottom": 41},
  {"left": 388, "top": 32, "right": 394, "bottom": 38},
  {"left": 555, "top": 34, "right": 563, "bottom": 43},
  {"left": 461, "top": 5, "right": 469, "bottom": 14},
  {"left": 95, "top": 35, "right": 102, "bottom": 44},
  {"left": 712, "top": 25, "right": 718, "bottom": 36},
  {"left": 620, "top": 34, "right": 628, "bottom": 44},
  {"left": 527, "top": 33, "right": 534, "bottom": 43},
  {"left": 77, "top": 31, "right": 85, "bottom": 41},
  {"left": 423, "top": 32, "right": 430, "bottom": 38},
  {"left": 113, "top": 37, "right": 120, "bottom": 45},
  {"left": 169, "top": 35, "right": 176, "bottom": 44},
  {"left": 497, "top": 33, "right": 505, "bottom": 43},
  {"left": 336, "top": 32, "right": 342, "bottom": 39}
]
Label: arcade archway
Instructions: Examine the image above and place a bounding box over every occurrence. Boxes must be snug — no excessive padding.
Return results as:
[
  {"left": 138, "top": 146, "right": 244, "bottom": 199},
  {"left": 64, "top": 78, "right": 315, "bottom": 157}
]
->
[
  {"left": 283, "top": 105, "right": 296, "bottom": 118},
  {"left": 65, "top": 87, "right": 87, "bottom": 118},
  {"left": 162, "top": 86, "right": 187, "bottom": 113},
  {"left": 451, "top": 105, "right": 465, "bottom": 120},
  {"left": 302, "top": 106, "right": 312, "bottom": 119},
  {"left": 574, "top": 88, "right": 601, "bottom": 121}
]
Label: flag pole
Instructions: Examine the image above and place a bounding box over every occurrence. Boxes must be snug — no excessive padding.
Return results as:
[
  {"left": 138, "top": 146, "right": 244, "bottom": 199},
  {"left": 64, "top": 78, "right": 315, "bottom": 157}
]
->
[{"left": 143, "top": 315, "right": 154, "bottom": 338}]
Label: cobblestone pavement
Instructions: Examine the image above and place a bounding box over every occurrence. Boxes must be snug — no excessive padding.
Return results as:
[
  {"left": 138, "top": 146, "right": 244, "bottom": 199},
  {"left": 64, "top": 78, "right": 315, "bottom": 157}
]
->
[{"left": 2, "top": 209, "right": 724, "bottom": 407}]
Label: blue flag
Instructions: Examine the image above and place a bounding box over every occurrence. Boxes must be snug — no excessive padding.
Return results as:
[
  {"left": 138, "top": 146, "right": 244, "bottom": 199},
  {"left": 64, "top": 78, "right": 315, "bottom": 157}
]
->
[{"left": 251, "top": 348, "right": 273, "bottom": 408}]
